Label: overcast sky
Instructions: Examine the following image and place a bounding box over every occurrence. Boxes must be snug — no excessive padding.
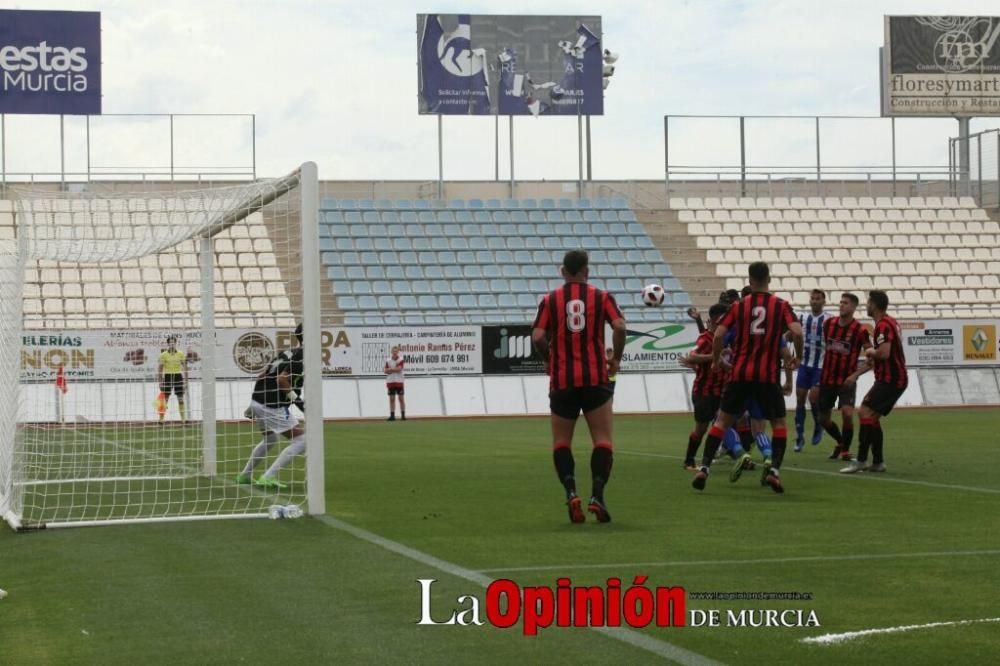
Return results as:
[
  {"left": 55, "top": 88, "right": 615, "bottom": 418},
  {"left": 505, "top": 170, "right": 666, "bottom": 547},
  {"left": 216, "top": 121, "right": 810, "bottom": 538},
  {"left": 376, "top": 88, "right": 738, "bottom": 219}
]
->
[{"left": 6, "top": 0, "right": 1000, "bottom": 182}]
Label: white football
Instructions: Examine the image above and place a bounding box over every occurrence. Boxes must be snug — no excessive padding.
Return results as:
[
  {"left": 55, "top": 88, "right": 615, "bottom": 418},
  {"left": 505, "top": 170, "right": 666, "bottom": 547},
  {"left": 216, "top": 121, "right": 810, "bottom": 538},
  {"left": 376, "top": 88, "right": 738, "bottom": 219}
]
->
[{"left": 641, "top": 283, "right": 666, "bottom": 307}]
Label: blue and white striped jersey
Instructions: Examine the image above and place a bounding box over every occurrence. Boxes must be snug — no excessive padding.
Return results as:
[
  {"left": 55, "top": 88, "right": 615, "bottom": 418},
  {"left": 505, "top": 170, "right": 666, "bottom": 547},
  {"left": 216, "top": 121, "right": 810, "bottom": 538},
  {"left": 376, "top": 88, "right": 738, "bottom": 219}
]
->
[{"left": 797, "top": 311, "right": 828, "bottom": 369}]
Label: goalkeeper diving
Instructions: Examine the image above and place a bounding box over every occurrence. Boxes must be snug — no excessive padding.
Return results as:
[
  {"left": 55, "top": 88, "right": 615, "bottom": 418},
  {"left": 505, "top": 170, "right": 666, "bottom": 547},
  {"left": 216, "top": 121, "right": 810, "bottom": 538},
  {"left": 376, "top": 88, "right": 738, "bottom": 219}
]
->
[{"left": 236, "top": 323, "right": 307, "bottom": 490}]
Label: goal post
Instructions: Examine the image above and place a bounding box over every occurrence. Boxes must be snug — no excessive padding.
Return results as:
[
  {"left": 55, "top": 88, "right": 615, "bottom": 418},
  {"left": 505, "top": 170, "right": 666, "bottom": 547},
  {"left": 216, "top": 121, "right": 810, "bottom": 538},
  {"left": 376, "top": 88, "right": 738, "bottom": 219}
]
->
[{"left": 0, "top": 162, "right": 324, "bottom": 530}]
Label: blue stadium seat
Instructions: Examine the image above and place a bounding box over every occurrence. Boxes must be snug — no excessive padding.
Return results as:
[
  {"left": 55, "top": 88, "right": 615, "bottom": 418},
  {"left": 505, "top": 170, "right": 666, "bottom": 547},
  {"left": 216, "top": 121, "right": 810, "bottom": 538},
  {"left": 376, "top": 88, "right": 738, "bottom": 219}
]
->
[
  {"left": 521, "top": 198, "right": 538, "bottom": 209},
  {"left": 411, "top": 238, "right": 431, "bottom": 251},
  {"left": 392, "top": 281, "right": 412, "bottom": 295},
  {"left": 502, "top": 199, "right": 519, "bottom": 209},
  {"left": 618, "top": 237, "right": 636, "bottom": 249},
  {"left": 593, "top": 198, "right": 611, "bottom": 209},
  {"left": 546, "top": 211, "right": 565, "bottom": 223},
  {"left": 485, "top": 237, "right": 505, "bottom": 250},
  {"left": 439, "top": 294, "right": 459, "bottom": 309},
  {"left": 496, "top": 250, "right": 514, "bottom": 264},
  {"left": 624, "top": 223, "right": 644, "bottom": 235},
  {"left": 383, "top": 266, "right": 403, "bottom": 281},
  {"left": 460, "top": 223, "right": 479, "bottom": 236},
  {"left": 470, "top": 279, "right": 489, "bottom": 293},
  {"left": 528, "top": 211, "right": 546, "bottom": 223},
  {"left": 475, "top": 250, "right": 494, "bottom": 264},
  {"left": 404, "top": 266, "right": 424, "bottom": 280},
  {"left": 540, "top": 264, "right": 559, "bottom": 278},
  {"left": 522, "top": 265, "right": 540, "bottom": 277},
  {"left": 342, "top": 252, "right": 361, "bottom": 265},
  {"left": 344, "top": 211, "right": 362, "bottom": 223},
  {"left": 373, "top": 237, "right": 392, "bottom": 251},
  {"left": 611, "top": 198, "right": 628, "bottom": 209},
  {"left": 425, "top": 265, "right": 444, "bottom": 279},
  {"left": 416, "top": 211, "right": 434, "bottom": 223},
  {"left": 413, "top": 199, "right": 430, "bottom": 210},
  {"left": 565, "top": 210, "right": 583, "bottom": 222},
  {"left": 501, "top": 265, "right": 520, "bottom": 278},
  {"left": 400, "top": 211, "right": 418, "bottom": 224},
  {"left": 438, "top": 251, "right": 457, "bottom": 264},
  {"left": 490, "top": 278, "right": 510, "bottom": 292},
  {"left": 370, "top": 280, "right": 390, "bottom": 295},
  {"left": 447, "top": 199, "right": 466, "bottom": 209},
  {"left": 394, "top": 199, "right": 412, "bottom": 209},
  {"left": 525, "top": 237, "right": 543, "bottom": 250},
  {"left": 411, "top": 280, "right": 431, "bottom": 294},
  {"left": 399, "top": 295, "right": 419, "bottom": 310},
  {"left": 431, "top": 280, "right": 449, "bottom": 294},
  {"left": 339, "top": 296, "right": 358, "bottom": 310},
  {"left": 526, "top": 278, "right": 546, "bottom": 293},
  {"left": 324, "top": 238, "right": 342, "bottom": 251},
  {"left": 320, "top": 198, "right": 338, "bottom": 210},
  {"left": 539, "top": 198, "right": 555, "bottom": 209},
  {"left": 328, "top": 224, "right": 349, "bottom": 237},
  {"left": 339, "top": 198, "right": 357, "bottom": 209},
  {"left": 634, "top": 263, "right": 654, "bottom": 278},
  {"left": 443, "top": 265, "right": 463, "bottom": 279},
  {"left": 637, "top": 237, "right": 655, "bottom": 249},
  {"left": 468, "top": 199, "right": 484, "bottom": 209},
  {"left": 643, "top": 249, "right": 662, "bottom": 262},
  {"left": 378, "top": 295, "right": 398, "bottom": 309},
  {"left": 418, "top": 295, "right": 437, "bottom": 310},
  {"left": 458, "top": 294, "right": 477, "bottom": 308},
  {"left": 451, "top": 237, "right": 469, "bottom": 250},
  {"left": 592, "top": 264, "right": 612, "bottom": 278},
  {"left": 463, "top": 264, "right": 482, "bottom": 278},
  {"left": 392, "top": 238, "right": 412, "bottom": 251},
  {"left": 583, "top": 211, "right": 600, "bottom": 222},
  {"left": 589, "top": 250, "right": 608, "bottom": 264},
  {"left": 430, "top": 237, "right": 447, "bottom": 251},
  {"left": 517, "top": 294, "right": 536, "bottom": 308},
  {"left": 469, "top": 237, "right": 487, "bottom": 250},
  {"left": 492, "top": 211, "right": 510, "bottom": 222},
  {"left": 479, "top": 294, "right": 498, "bottom": 308},
  {"left": 624, "top": 278, "right": 643, "bottom": 292},
  {"left": 345, "top": 265, "right": 365, "bottom": 280},
  {"left": 417, "top": 251, "right": 436, "bottom": 265},
  {"left": 530, "top": 250, "right": 548, "bottom": 264},
  {"left": 581, "top": 237, "right": 599, "bottom": 250},
  {"left": 509, "top": 278, "right": 528, "bottom": 292},
  {"left": 485, "top": 198, "right": 501, "bottom": 208},
  {"left": 376, "top": 251, "right": 397, "bottom": 265},
  {"left": 469, "top": 211, "right": 489, "bottom": 224},
  {"left": 358, "top": 200, "right": 375, "bottom": 210},
  {"left": 327, "top": 266, "right": 347, "bottom": 280},
  {"left": 599, "top": 237, "right": 617, "bottom": 249},
  {"left": 355, "top": 238, "right": 375, "bottom": 251},
  {"left": 481, "top": 223, "right": 499, "bottom": 236},
  {"left": 444, "top": 313, "right": 465, "bottom": 324},
  {"left": 425, "top": 314, "right": 446, "bottom": 324},
  {"left": 514, "top": 250, "right": 532, "bottom": 263},
  {"left": 364, "top": 265, "right": 385, "bottom": 280},
  {"left": 507, "top": 211, "right": 526, "bottom": 223},
  {"left": 498, "top": 294, "right": 517, "bottom": 308},
  {"left": 361, "top": 211, "right": 379, "bottom": 223},
  {"left": 607, "top": 278, "right": 625, "bottom": 292},
  {"left": 325, "top": 211, "right": 344, "bottom": 223},
  {"left": 541, "top": 237, "right": 561, "bottom": 250},
  {"left": 600, "top": 210, "right": 617, "bottom": 222},
  {"left": 625, "top": 250, "right": 644, "bottom": 263},
  {"left": 353, "top": 282, "right": 373, "bottom": 295},
  {"left": 616, "top": 265, "right": 636, "bottom": 278},
  {"left": 482, "top": 265, "right": 501, "bottom": 279}
]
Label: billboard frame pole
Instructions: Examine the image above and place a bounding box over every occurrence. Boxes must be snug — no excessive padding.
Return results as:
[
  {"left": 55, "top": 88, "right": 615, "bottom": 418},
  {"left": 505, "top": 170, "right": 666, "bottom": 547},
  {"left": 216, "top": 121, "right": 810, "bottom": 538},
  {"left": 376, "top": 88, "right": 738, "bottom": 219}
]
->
[
  {"left": 59, "top": 114, "right": 65, "bottom": 189},
  {"left": 739, "top": 116, "right": 746, "bottom": 197},
  {"left": 577, "top": 111, "right": 584, "bottom": 196},
  {"left": 814, "top": 116, "right": 821, "bottom": 196},
  {"left": 891, "top": 117, "right": 897, "bottom": 196},
  {"left": 586, "top": 115, "right": 592, "bottom": 181},
  {"left": 958, "top": 117, "right": 970, "bottom": 197},
  {"left": 494, "top": 115, "right": 499, "bottom": 181},
  {"left": 663, "top": 115, "right": 669, "bottom": 202},
  {"left": 509, "top": 115, "right": 514, "bottom": 197},
  {"left": 437, "top": 114, "right": 443, "bottom": 199}
]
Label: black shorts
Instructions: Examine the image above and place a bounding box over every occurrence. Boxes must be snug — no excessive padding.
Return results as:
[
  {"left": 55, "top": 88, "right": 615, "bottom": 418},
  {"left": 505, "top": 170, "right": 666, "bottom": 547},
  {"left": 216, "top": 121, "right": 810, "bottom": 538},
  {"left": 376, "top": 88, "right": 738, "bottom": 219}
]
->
[
  {"left": 605, "top": 380, "right": 617, "bottom": 395},
  {"left": 720, "top": 381, "right": 786, "bottom": 419},
  {"left": 862, "top": 381, "right": 906, "bottom": 417},
  {"left": 550, "top": 386, "right": 613, "bottom": 420},
  {"left": 160, "top": 373, "right": 185, "bottom": 398},
  {"left": 692, "top": 393, "right": 721, "bottom": 423},
  {"left": 387, "top": 385, "right": 404, "bottom": 396},
  {"left": 818, "top": 383, "right": 857, "bottom": 412}
]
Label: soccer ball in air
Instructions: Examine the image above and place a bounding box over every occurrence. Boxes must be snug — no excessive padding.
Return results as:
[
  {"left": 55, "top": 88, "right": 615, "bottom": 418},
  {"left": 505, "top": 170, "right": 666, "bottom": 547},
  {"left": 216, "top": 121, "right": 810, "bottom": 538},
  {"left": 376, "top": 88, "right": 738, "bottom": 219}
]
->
[{"left": 641, "top": 283, "right": 665, "bottom": 307}]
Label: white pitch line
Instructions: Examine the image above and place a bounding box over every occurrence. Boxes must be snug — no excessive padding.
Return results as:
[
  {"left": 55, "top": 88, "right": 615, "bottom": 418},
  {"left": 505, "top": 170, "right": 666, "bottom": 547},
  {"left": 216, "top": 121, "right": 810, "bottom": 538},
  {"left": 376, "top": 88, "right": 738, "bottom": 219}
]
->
[
  {"left": 315, "top": 514, "right": 725, "bottom": 666},
  {"left": 617, "top": 450, "right": 1000, "bottom": 495},
  {"left": 476, "top": 548, "right": 1000, "bottom": 574},
  {"left": 800, "top": 617, "right": 1000, "bottom": 644}
]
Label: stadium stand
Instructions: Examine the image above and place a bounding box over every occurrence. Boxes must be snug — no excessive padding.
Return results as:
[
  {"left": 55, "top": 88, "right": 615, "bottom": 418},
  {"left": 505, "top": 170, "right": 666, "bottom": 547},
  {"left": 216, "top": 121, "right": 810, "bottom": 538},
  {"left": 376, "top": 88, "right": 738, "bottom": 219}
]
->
[
  {"left": 647, "top": 195, "right": 1000, "bottom": 318},
  {"left": 320, "top": 197, "right": 693, "bottom": 325},
  {"left": 1, "top": 197, "right": 297, "bottom": 330}
]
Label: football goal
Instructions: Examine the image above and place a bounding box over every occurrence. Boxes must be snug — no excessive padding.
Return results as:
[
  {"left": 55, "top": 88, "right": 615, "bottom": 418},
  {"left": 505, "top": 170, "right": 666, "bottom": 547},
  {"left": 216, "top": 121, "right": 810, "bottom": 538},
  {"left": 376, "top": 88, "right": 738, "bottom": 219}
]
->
[{"left": 0, "top": 162, "right": 324, "bottom": 529}]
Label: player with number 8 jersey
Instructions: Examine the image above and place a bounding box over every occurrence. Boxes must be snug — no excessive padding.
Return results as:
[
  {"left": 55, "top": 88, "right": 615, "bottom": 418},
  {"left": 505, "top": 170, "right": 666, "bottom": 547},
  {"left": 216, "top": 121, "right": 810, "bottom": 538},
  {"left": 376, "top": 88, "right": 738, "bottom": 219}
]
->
[{"left": 532, "top": 250, "right": 626, "bottom": 525}]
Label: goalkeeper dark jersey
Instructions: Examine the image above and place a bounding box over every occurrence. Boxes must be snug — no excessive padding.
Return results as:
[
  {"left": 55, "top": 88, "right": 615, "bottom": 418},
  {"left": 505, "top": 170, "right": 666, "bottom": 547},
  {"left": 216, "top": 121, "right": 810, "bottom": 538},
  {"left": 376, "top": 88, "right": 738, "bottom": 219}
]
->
[{"left": 252, "top": 347, "right": 304, "bottom": 408}]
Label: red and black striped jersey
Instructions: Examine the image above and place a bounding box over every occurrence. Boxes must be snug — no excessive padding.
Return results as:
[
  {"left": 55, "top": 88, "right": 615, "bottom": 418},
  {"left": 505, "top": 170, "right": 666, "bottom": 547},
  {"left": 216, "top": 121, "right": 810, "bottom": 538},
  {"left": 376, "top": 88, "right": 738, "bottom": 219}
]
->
[
  {"left": 532, "top": 282, "right": 624, "bottom": 392},
  {"left": 872, "top": 315, "right": 908, "bottom": 388},
  {"left": 820, "top": 317, "right": 871, "bottom": 386},
  {"left": 719, "top": 292, "right": 797, "bottom": 384},
  {"left": 691, "top": 329, "right": 728, "bottom": 396}
]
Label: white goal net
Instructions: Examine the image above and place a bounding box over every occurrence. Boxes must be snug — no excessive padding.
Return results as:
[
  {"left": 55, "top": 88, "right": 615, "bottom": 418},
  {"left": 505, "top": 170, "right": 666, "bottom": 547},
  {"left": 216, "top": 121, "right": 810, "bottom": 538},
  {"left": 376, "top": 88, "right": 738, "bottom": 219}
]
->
[{"left": 0, "top": 163, "right": 324, "bottom": 529}]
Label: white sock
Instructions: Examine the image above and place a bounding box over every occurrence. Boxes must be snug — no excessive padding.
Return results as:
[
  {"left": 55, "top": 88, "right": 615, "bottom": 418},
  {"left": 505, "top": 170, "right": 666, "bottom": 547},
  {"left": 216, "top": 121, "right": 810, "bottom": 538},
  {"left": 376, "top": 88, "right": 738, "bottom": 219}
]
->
[
  {"left": 262, "top": 434, "right": 306, "bottom": 479},
  {"left": 241, "top": 432, "right": 280, "bottom": 475}
]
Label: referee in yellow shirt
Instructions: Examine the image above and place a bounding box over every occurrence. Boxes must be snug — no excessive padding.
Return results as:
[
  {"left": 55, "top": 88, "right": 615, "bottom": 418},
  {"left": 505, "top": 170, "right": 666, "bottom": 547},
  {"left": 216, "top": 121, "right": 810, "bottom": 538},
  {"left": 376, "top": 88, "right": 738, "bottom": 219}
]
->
[{"left": 158, "top": 335, "right": 188, "bottom": 425}]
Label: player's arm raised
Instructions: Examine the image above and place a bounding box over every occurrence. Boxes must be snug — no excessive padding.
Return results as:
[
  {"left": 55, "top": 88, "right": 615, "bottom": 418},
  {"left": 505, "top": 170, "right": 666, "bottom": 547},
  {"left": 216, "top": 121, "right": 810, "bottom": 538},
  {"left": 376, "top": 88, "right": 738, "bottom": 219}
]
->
[{"left": 711, "top": 322, "right": 728, "bottom": 370}]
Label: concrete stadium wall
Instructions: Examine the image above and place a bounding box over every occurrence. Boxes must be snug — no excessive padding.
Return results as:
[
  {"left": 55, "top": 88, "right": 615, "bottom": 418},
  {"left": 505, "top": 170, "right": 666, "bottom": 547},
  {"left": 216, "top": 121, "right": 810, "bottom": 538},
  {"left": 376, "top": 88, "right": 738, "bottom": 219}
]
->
[{"left": 17, "top": 368, "right": 998, "bottom": 423}]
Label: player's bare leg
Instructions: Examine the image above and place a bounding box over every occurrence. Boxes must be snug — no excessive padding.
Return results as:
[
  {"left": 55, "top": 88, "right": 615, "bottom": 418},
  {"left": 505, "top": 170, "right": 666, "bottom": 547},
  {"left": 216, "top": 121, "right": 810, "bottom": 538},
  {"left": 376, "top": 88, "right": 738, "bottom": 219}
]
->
[
  {"left": 388, "top": 393, "right": 396, "bottom": 421},
  {"left": 551, "top": 413, "right": 583, "bottom": 523},
  {"left": 582, "top": 400, "right": 614, "bottom": 522},
  {"left": 177, "top": 397, "right": 187, "bottom": 425},
  {"left": 692, "top": 410, "right": 739, "bottom": 491},
  {"left": 839, "top": 405, "right": 855, "bottom": 460},
  {"left": 398, "top": 394, "right": 406, "bottom": 420}
]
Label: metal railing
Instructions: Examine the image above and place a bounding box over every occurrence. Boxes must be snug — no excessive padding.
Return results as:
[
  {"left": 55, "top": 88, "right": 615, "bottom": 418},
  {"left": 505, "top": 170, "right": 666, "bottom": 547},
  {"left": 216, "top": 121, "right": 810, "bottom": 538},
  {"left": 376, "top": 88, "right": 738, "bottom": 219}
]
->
[
  {"left": 950, "top": 128, "right": 1000, "bottom": 208},
  {"left": 664, "top": 114, "right": 1000, "bottom": 206}
]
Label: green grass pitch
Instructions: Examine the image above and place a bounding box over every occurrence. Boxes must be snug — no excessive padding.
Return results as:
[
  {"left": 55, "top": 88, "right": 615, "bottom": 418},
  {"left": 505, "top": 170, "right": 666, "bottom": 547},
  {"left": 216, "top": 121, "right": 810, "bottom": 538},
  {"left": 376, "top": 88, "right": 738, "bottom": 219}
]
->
[{"left": 2, "top": 408, "right": 998, "bottom": 665}]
